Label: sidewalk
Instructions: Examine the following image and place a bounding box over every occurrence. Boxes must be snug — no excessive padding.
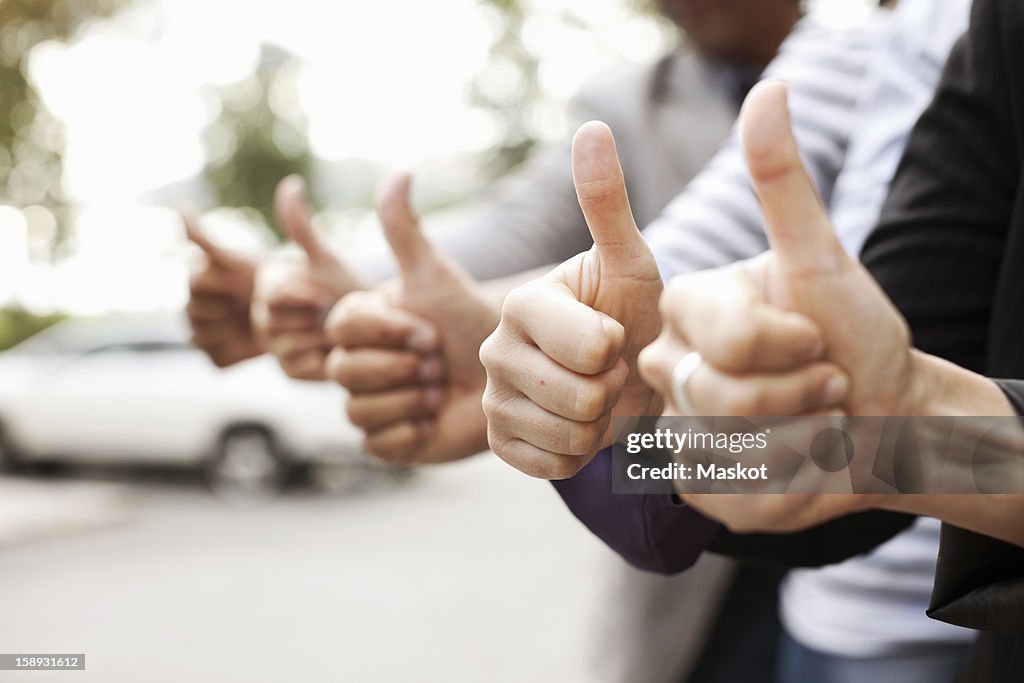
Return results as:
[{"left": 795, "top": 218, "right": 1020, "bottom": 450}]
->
[{"left": 0, "top": 476, "right": 132, "bottom": 549}]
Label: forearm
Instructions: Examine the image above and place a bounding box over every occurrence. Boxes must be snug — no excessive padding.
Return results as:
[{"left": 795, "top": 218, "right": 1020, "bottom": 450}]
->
[
  {"left": 911, "top": 351, "right": 1017, "bottom": 418},
  {"left": 872, "top": 352, "right": 1024, "bottom": 546}
]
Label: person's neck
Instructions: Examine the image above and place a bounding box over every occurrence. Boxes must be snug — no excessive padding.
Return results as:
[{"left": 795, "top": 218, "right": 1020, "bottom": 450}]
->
[{"left": 749, "top": 10, "right": 801, "bottom": 71}]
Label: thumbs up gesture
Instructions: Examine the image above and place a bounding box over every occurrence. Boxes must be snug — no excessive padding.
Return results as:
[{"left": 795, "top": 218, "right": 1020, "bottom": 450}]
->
[
  {"left": 638, "top": 81, "right": 949, "bottom": 532},
  {"left": 641, "top": 81, "right": 916, "bottom": 424},
  {"left": 324, "top": 173, "right": 498, "bottom": 463},
  {"left": 184, "top": 213, "right": 262, "bottom": 368},
  {"left": 479, "top": 122, "right": 664, "bottom": 480},
  {"left": 252, "top": 176, "right": 366, "bottom": 380}
]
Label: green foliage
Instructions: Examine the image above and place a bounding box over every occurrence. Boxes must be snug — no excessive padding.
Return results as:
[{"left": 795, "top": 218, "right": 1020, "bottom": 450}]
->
[
  {"left": 0, "top": 307, "right": 65, "bottom": 351},
  {"left": 470, "top": 0, "right": 541, "bottom": 177},
  {"left": 0, "top": 0, "right": 132, "bottom": 255},
  {"left": 201, "top": 45, "right": 313, "bottom": 243}
]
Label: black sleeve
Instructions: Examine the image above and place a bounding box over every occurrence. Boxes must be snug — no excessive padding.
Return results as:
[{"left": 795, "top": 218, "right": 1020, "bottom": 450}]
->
[
  {"left": 861, "top": 0, "right": 1017, "bottom": 373},
  {"left": 997, "top": 380, "right": 1024, "bottom": 415},
  {"left": 925, "top": 381, "right": 1024, "bottom": 634},
  {"left": 708, "top": 511, "right": 917, "bottom": 569},
  {"left": 863, "top": 0, "right": 1024, "bottom": 633}
]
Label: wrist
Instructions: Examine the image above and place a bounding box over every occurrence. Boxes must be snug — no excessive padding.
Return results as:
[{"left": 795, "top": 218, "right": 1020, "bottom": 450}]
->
[{"left": 908, "top": 350, "right": 1016, "bottom": 417}]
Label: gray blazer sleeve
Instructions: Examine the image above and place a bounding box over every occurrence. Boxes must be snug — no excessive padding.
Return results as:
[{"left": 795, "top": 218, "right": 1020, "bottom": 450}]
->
[{"left": 643, "top": 19, "right": 880, "bottom": 278}]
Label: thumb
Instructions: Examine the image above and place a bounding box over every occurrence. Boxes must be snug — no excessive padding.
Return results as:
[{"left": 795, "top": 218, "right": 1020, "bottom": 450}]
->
[
  {"left": 377, "top": 172, "right": 441, "bottom": 282},
  {"left": 274, "top": 175, "right": 333, "bottom": 264},
  {"left": 571, "top": 122, "right": 647, "bottom": 268},
  {"left": 741, "top": 81, "right": 845, "bottom": 273},
  {"left": 181, "top": 210, "right": 236, "bottom": 267}
]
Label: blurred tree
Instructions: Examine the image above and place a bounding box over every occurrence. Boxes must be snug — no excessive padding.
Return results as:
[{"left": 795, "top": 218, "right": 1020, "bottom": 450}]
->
[
  {"left": 200, "top": 1, "right": 660, "bottom": 239},
  {"left": 202, "top": 44, "right": 313, "bottom": 243},
  {"left": 0, "top": 0, "right": 131, "bottom": 256},
  {"left": 469, "top": 0, "right": 541, "bottom": 178},
  {"left": 469, "top": 0, "right": 657, "bottom": 180},
  {"left": 0, "top": 307, "right": 64, "bottom": 350}
]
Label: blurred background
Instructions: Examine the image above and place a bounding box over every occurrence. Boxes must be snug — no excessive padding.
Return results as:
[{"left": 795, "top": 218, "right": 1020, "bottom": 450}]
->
[{"left": 0, "top": 1, "right": 876, "bottom": 681}]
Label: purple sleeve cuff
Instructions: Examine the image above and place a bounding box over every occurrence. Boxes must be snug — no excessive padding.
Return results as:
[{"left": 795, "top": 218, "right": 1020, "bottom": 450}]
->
[{"left": 551, "top": 448, "right": 720, "bottom": 574}]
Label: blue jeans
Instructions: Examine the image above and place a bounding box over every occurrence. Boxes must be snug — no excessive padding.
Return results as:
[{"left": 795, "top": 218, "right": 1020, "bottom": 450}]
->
[{"left": 776, "top": 631, "right": 972, "bottom": 683}]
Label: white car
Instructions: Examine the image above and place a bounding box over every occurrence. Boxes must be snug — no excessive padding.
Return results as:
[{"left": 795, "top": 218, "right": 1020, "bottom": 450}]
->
[{"left": 0, "top": 313, "right": 373, "bottom": 492}]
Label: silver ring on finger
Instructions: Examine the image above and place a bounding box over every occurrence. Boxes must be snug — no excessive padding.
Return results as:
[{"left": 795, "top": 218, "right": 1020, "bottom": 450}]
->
[{"left": 671, "top": 351, "right": 703, "bottom": 416}]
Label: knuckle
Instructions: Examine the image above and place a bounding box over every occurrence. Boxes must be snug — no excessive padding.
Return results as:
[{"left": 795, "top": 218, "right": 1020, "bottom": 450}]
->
[
  {"left": 486, "top": 426, "right": 516, "bottom": 462},
  {"left": 479, "top": 330, "right": 510, "bottom": 373},
  {"left": 209, "top": 352, "right": 232, "bottom": 368},
  {"left": 565, "top": 419, "right": 603, "bottom": 456},
  {"left": 283, "top": 360, "right": 315, "bottom": 381},
  {"left": 480, "top": 387, "right": 498, "bottom": 418},
  {"left": 720, "top": 385, "right": 760, "bottom": 416},
  {"left": 573, "top": 380, "right": 609, "bottom": 422},
  {"left": 483, "top": 344, "right": 515, "bottom": 383},
  {"left": 575, "top": 328, "right": 619, "bottom": 374},
  {"left": 332, "top": 359, "right": 356, "bottom": 387},
  {"left": 478, "top": 332, "right": 498, "bottom": 369},
  {"left": 712, "top": 322, "right": 760, "bottom": 369},
  {"left": 324, "top": 308, "right": 357, "bottom": 346},
  {"left": 346, "top": 402, "right": 372, "bottom": 429},
  {"left": 548, "top": 455, "right": 588, "bottom": 480},
  {"left": 500, "top": 286, "right": 531, "bottom": 321},
  {"left": 637, "top": 338, "right": 670, "bottom": 389},
  {"left": 365, "top": 435, "right": 415, "bottom": 463},
  {"left": 481, "top": 383, "right": 513, "bottom": 423},
  {"left": 188, "top": 270, "right": 211, "bottom": 292},
  {"left": 481, "top": 388, "right": 516, "bottom": 425},
  {"left": 387, "top": 354, "right": 419, "bottom": 383},
  {"left": 324, "top": 349, "right": 349, "bottom": 385},
  {"left": 801, "top": 370, "right": 829, "bottom": 410}
]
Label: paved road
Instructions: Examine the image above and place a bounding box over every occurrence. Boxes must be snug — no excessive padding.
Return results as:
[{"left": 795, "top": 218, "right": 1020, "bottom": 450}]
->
[{"left": 0, "top": 456, "right": 615, "bottom": 682}]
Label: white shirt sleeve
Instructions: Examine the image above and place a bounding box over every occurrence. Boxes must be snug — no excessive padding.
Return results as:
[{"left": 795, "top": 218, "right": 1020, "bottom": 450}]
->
[{"left": 643, "top": 17, "right": 887, "bottom": 279}]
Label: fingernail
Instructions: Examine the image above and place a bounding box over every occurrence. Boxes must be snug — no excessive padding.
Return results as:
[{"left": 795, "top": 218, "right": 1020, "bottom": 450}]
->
[
  {"left": 822, "top": 375, "right": 849, "bottom": 406},
  {"left": 407, "top": 326, "right": 439, "bottom": 353},
  {"left": 424, "top": 386, "right": 443, "bottom": 409},
  {"left": 418, "top": 357, "right": 444, "bottom": 381}
]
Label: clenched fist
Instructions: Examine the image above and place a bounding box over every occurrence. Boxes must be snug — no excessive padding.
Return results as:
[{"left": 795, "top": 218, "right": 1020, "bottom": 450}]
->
[
  {"left": 325, "top": 174, "right": 497, "bottom": 463},
  {"left": 184, "top": 213, "right": 262, "bottom": 368},
  {"left": 480, "top": 122, "right": 664, "bottom": 480},
  {"left": 252, "top": 176, "right": 366, "bottom": 380}
]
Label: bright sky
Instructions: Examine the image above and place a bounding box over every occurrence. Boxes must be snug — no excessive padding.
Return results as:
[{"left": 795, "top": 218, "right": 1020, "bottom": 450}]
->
[{"left": 3, "top": 0, "right": 875, "bottom": 315}]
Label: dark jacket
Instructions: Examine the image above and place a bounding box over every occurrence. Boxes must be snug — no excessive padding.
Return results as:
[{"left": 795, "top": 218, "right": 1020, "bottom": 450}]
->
[{"left": 862, "top": 0, "right": 1024, "bottom": 677}]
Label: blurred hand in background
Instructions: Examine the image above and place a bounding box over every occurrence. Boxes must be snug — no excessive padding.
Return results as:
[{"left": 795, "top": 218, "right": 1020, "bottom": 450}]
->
[
  {"left": 479, "top": 122, "right": 664, "bottom": 480},
  {"left": 184, "top": 213, "right": 263, "bottom": 368},
  {"left": 325, "top": 173, "right": 497, "bottom": 464},
  {"left": 251, "top": 176, "right": 368, "bottom": 381}
]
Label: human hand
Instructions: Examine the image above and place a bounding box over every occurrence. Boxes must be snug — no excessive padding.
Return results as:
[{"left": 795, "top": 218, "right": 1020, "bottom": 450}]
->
[
  {"left": 479, "top": 121, "right": 664, "bottom": 480},
  {"left": 638, "top": 81, "right": 927, "bottom": 531},
  {"left": 252, "top": 176, "right": 367, "bottom": 380},
  {"left": 184, "top": 212, "right": 262, "bottom": 368},
  {"left": 640, "top": 80, "right": 921, "bottom": 422},
  {"left": 324, "top": 173, "right": 497, "bottom": 463}
]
